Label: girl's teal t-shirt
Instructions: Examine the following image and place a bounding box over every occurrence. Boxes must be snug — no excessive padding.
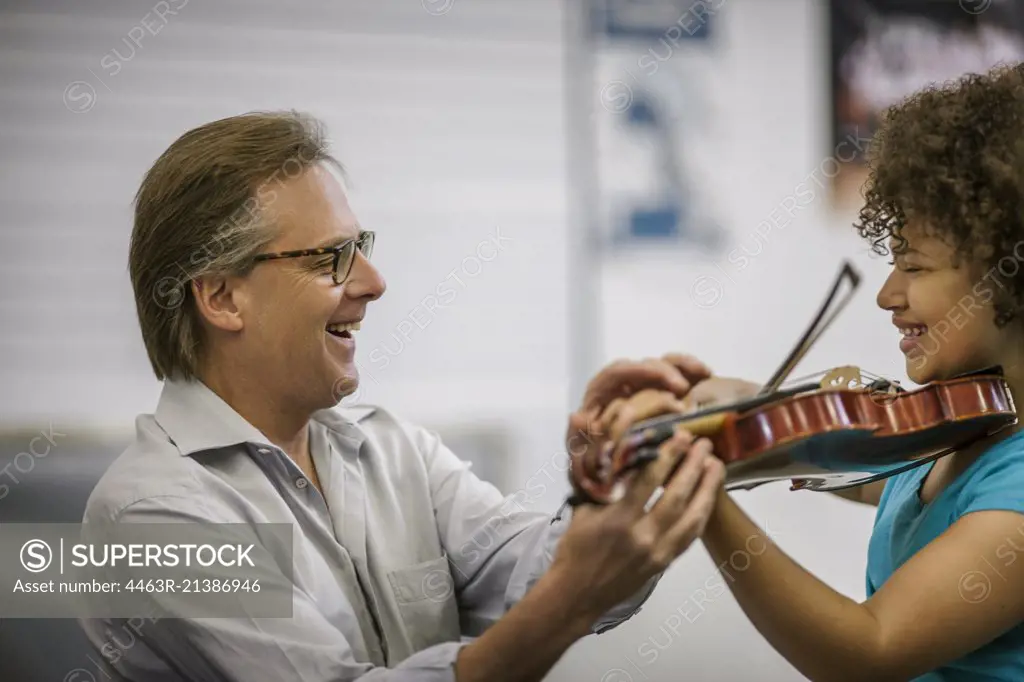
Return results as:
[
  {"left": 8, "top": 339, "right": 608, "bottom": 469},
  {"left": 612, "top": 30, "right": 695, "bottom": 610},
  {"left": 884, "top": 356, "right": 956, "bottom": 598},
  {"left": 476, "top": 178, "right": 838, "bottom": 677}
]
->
[{"left": 866, "top": 428, "right": 1024, "bottom": 681}]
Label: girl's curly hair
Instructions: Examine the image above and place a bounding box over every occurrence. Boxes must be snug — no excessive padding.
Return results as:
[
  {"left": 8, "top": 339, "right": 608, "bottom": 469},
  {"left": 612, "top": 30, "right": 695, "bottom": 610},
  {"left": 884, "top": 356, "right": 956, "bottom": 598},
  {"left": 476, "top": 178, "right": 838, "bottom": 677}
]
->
[{"left": 854, "top": 62, "right": 1024, "bottom": 327}]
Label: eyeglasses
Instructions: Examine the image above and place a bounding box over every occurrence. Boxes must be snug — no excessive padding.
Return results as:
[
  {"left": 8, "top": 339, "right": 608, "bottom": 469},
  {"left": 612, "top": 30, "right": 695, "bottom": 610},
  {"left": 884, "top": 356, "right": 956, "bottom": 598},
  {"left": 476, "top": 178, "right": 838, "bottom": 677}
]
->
[{"left": 252, "top": 231, "right": 375, "bottom": 285}]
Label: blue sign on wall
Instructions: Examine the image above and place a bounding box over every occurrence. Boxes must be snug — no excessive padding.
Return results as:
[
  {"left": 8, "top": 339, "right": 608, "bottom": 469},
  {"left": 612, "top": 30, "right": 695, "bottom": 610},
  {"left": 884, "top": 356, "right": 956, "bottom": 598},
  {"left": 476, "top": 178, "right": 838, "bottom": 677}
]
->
[
  {"left": 587, "top": 0, "right": 726, "bottom": 251},
  {"left": 590, "top": 0, "right": 717, "bottom": 41}
]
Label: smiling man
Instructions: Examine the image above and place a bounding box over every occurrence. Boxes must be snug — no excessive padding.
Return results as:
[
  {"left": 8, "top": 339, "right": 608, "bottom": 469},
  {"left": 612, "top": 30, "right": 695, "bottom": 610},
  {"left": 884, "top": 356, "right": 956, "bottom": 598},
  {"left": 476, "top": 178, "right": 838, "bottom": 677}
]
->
[{"left": 78, "top": 111, "right": 724, "bottom": 682}]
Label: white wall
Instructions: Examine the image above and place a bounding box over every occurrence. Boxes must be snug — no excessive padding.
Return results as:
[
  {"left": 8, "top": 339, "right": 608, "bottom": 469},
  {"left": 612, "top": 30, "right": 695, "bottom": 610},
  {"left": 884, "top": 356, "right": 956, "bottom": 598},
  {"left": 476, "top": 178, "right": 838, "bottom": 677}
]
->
[
  {"left": 0, "top": 1, "right": 911, "bottom": 680},
  {"left": 0, "top": 0, "right": 571, "bottom": 489}
]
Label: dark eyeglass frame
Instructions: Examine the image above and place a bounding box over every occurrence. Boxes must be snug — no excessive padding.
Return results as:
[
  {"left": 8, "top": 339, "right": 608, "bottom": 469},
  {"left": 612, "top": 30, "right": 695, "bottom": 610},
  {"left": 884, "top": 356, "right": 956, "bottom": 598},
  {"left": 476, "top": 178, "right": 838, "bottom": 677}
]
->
[{"left": 252, "top": 230, "right": 375, "bottom": 285}]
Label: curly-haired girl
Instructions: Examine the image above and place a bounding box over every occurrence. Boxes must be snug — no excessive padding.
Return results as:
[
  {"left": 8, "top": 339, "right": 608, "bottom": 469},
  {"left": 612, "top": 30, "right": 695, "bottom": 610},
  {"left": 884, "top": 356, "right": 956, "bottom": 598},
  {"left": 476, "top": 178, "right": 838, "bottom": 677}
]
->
[{"left": 609, "top": 63, "right": 1024, "bottom": 681}]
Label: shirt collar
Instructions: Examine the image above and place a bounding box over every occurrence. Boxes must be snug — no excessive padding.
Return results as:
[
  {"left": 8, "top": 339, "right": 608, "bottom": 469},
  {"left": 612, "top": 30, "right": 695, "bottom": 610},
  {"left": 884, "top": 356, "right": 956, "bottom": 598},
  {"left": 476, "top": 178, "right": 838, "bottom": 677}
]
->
[{"left": 154, "top": 378, "right": 375, "bottom": 457}]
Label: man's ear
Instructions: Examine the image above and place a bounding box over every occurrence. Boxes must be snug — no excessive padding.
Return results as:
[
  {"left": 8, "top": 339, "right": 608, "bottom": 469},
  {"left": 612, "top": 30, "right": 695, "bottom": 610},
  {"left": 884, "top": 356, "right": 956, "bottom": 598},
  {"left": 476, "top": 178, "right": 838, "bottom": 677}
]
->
[{"left": 191, "top": 275, "right": 244, "bottom": 332}]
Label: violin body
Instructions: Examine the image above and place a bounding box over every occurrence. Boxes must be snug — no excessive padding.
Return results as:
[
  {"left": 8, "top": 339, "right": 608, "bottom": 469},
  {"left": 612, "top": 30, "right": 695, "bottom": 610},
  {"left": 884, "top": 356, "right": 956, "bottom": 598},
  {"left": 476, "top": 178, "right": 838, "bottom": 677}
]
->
[
  {"left": 696, "top": 374, "right": 1015, "bottom": 492},
  {"left": 572, "top": 372, "right": 1018, "bottom": 504}
]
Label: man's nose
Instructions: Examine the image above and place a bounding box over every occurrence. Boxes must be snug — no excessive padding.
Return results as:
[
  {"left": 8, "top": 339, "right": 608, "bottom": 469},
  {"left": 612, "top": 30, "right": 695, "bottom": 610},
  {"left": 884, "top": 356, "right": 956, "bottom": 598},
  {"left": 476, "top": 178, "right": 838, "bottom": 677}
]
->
[{"left": 345, "top": 252, "right": 386, "bottom": 301}]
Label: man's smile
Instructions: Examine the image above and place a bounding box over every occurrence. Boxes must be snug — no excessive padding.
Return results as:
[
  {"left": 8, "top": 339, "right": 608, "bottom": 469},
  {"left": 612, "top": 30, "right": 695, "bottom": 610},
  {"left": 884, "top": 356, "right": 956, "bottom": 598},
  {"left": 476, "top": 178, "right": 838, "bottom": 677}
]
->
[{"left": 326, "top": 320, "right": 360, "bottom": 340}]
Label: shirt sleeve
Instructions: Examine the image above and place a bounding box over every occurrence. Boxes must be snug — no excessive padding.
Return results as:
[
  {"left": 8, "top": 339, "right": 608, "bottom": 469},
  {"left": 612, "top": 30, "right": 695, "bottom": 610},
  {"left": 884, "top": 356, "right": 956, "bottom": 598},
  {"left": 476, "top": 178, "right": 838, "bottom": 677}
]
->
[
  {"left": 416, "top": 424, "right": 659, "bottom": 637},
  {"left": 958, "top": 435, "right": 1024, "bottom": 518},
  {"left": 80, "top": 494, "right": 469, "bottom": 682}
]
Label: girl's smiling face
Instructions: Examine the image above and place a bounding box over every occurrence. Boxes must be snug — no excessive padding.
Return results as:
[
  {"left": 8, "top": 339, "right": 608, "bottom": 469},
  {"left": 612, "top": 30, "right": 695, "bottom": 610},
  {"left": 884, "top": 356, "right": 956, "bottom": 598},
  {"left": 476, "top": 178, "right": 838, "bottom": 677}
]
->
[{"left": 875, "top": 222, "right": 1012, "bottom": 385}]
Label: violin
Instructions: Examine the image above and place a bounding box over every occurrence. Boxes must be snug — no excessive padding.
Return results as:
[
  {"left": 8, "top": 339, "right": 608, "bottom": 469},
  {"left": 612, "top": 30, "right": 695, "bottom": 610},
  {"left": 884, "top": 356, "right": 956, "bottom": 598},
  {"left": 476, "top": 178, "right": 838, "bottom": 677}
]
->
[{"left": 569, "top": 261, "right": 1019, "bottom": 505}]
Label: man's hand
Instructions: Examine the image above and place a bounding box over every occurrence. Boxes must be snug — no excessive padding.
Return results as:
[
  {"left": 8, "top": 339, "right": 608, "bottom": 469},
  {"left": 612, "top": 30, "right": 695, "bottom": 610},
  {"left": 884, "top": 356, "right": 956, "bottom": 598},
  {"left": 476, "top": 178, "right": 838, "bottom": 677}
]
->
[
  {"left": 565, "top": 354, "right": 712, "bottom": 500},
  {"left": 550, "top": 428, "right": 724, "bottom": 626},
  {"left": 574, "top": 353, "right": 713, "bottom": 418},
  {"left": 555, "top": 380, "right": 725, "bottom": 629},
  {"left": 454, "top": 376, "right": 721, "bottom": 682}
]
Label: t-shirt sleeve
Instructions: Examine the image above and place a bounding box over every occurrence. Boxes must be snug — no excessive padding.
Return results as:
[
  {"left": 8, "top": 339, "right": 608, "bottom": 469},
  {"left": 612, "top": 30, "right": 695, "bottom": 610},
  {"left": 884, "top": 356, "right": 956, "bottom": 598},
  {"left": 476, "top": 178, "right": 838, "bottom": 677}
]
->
[
  {"left": 876, "top": 475, "right": 898, "bottom": 514},
  {"left": 957, "top": 435, "right": 1024, "bottom": 518}
]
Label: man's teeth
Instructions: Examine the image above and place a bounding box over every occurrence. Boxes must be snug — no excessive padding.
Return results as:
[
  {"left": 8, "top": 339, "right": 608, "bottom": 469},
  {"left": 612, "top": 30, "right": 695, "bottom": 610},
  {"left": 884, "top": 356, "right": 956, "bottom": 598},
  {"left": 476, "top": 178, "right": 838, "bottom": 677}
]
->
[
  {"left": 326, "top": 322, "right": 361, "bottom": 333},
  {"left": 900, "top": 326, "right": 927, "bottom": 337}
]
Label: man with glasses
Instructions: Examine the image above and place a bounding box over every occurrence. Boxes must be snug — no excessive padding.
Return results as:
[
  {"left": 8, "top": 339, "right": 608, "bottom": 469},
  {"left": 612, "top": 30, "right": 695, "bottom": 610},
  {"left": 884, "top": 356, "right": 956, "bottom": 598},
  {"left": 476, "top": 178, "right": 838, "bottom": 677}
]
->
[
  {"left": 79, "top": 111, "right": 723, "bottom": 682},
  {"left": 253, "top": 230, "right": 376, "bottom": 287}
]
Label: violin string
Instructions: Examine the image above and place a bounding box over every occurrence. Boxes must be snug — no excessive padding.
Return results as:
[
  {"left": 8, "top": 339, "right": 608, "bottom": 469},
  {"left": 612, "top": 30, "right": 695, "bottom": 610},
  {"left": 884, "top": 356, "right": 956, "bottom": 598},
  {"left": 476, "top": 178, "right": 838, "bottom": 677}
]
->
[
  {"left": 779, "top": 369, "right": 827, "bottom": 388},
  {"left": 778, "top": 367, "right": 901, "bottom": 392},
  {"left": 780, "top": 364, "right": 873, "bottom": 389},
  {"left": 778, "top": 368, "right": 903, "bottom": 394}
]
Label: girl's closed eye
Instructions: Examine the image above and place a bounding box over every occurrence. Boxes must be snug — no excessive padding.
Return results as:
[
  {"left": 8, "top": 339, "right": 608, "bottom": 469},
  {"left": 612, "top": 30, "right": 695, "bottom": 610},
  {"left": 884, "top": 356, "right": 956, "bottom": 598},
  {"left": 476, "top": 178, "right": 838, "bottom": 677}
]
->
[{"left": 888, "top": 258, "right": 924, "bottom": 273}]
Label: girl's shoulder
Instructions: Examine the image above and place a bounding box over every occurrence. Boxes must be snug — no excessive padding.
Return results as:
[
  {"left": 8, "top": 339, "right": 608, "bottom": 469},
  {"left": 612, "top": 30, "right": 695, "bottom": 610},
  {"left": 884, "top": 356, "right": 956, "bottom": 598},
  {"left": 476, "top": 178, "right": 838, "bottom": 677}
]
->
[{"left": 953, "top": 429, "right": 1024, "bottom": 518}]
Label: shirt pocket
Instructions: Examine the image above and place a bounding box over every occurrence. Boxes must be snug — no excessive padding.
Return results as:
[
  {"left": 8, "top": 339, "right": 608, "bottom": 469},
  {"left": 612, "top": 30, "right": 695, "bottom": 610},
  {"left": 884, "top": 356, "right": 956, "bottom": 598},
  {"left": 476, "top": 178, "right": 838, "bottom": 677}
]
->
[{"left": 386, "top": 554, "right": 461, "bottom": 651}]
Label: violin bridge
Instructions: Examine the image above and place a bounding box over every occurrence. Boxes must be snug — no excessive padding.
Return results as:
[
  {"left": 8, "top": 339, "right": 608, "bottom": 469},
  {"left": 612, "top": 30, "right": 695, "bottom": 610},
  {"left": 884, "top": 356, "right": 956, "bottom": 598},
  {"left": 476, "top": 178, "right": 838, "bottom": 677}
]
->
[{"left": 820, "top": 365, "right": 865, "bottom": 390}]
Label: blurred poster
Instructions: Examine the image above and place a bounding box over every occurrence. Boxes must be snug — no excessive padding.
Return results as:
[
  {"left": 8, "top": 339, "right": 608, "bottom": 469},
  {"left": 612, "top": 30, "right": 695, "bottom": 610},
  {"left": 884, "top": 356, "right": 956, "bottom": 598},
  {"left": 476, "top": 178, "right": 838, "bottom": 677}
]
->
[
  {"left": 830, "top": 0, "right": 1024, "bottom": 212},
  {"left": 587, "top": 0, "right": 729, "bottom": 252}
]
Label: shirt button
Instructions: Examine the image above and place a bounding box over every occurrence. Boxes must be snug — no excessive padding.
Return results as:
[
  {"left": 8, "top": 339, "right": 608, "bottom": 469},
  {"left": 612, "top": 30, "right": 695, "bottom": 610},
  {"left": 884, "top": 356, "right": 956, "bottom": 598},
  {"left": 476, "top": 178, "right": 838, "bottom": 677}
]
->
[
  {"left": 257, "top": 448, "right": 271, "bottom": 455},
  {"left": 295, "top": 478, "right": 308, "bottom": 489}
]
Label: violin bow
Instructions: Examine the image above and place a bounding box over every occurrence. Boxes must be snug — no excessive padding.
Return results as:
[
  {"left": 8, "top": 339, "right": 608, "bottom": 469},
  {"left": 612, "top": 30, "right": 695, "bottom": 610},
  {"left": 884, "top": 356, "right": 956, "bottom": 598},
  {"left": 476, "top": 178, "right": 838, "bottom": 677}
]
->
[
  {"left": 758, "top": 260, "right": 862, "bottom": 396},
  {"left": 615, "top": 259, "right": 863, "bottom": 469}
]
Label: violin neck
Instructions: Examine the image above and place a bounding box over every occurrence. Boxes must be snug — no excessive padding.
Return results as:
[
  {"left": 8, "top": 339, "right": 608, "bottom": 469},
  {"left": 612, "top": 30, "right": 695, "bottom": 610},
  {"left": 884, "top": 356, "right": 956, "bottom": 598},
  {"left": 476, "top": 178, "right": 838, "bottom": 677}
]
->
[{"left": 626, "top": 381, "right": 822, "bottom": 437}]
